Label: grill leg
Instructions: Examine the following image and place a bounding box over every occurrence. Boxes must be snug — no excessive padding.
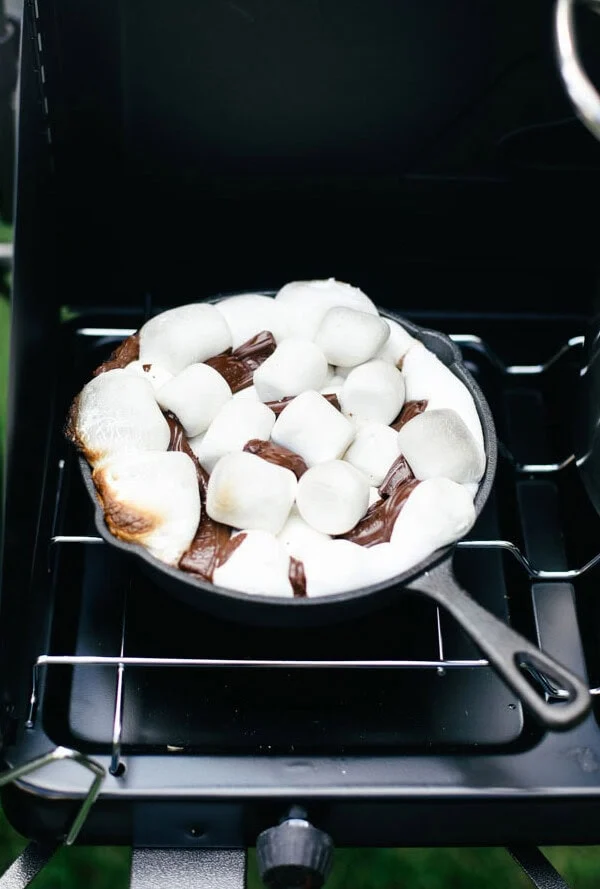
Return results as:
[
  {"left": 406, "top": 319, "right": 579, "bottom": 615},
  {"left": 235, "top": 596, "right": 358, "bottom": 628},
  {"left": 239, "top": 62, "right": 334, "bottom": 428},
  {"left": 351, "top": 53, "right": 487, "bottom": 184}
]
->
[
  {"left": 130, "top": 848, "right": 247, "bottom": 889},
  {"left": 0, "top": 843, "right": 57, "bottom": 888},
  {"left": 508, "top": 846, "right": 571, "bottom": 889}
]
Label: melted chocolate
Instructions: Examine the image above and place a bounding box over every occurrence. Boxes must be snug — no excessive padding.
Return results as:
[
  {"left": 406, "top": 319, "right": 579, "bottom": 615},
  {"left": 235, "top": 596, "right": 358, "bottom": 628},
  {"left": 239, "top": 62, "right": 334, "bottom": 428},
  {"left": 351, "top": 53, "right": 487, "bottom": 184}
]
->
[
  {"left": 205, "top": 330, "right": 276, "bottom": 393},
  {"left": 179, "top": 521, "right": 232, "bottom": 581},
  {"left": 165, "top": 411, "right": 233, "bottom": 581},
  {"left": 243, "top": 439, "right": 308, "bottom": 479},
  {"left": 340, "top": 478, "right": 420, "bottom": 547},
  {"left": 266, "top": 392, "right": 341, "bottom": 416},
  {"left": 379, "top": 455, "right": 414, "bottom": 497},
  {"left": 93, "top": 332, "right": 140, "bottom": 376},
  {"left": 214, "top": 532, "right": 247, "bottom": 570},
  {"left": 164, "top": 412, "right": 207, "bottom": 492},
  {"left": 289, "top": 557, "right": 307, "bottom": 597},
  {"left": 390, "top": 399, "right": 428, "bottom": 432}
]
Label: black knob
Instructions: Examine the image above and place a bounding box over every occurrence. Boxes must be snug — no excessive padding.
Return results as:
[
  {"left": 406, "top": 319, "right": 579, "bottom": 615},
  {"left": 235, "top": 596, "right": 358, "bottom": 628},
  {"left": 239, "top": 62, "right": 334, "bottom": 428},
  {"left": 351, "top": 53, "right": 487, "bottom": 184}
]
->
[{"left": 256, "top": 812, "right": 334, "bottom": 889}]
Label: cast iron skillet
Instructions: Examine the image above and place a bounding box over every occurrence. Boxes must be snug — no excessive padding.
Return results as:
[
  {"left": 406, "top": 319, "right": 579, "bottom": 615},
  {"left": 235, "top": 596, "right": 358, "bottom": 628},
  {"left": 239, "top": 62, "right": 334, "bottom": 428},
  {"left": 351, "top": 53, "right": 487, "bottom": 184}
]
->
[{"left": 78, "top": 307, "right": 591, "bottom": 731}]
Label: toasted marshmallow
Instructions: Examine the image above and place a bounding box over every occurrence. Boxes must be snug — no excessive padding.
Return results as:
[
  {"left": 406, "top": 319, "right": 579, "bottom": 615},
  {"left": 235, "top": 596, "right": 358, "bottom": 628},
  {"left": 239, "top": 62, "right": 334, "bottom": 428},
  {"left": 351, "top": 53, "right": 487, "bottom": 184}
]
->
[
  {"left": 212, "top": 530, "right": 293, "bottom": 597},
  {"left": 277, "top": 508, "right": 331, "bottom": 561},
  {"left": 339, "top": 360, "right": 405, "bottom": 426},
  {"left": 71, "top": 369, "right": 170, "bottom": 465},
  {"left": 156, "top": 363, "right": 232, "bottom": 437},
  {"left": 139, "top": 303, "right": 232, "bottom": 375},
  {"left": 253, "top": 339, "right": 328, "bottom": 402},
  {"left": 206, "top": 451, "right": 296, "bottom": 534},
  {"left": 271, "top": 390, "right": 355, "bottom": 467},
  {"left": 296, "top": 460, "right": 370, "bottom": 535},
  {"left": 390, "top": 477, "right": 476, "bottom": 567},
  {"left": 376, "top": 318, "right": 417, "bottom": 366},
  {"left": 315, "top": 307, "right": 390, "bottom": 368},
  {"left": 192, "top": 400, "right": 276, "bottom": 472},
  {"left": 397, "top": 408, "right": 485, "bottom": 484},
  {"left": 124, "top": 360, "right": 173, "bottom": 392},
  {"left": 93, "top": 451, "right": 200, "bottom": 565},
  {"left": 401, "top": 343, "right": 484, "bottom": 453},
  {"left": 343, "top": 422, "right": 399, "bottom": 486},
  {"left": 303, "top": 539, "right": 371, "bottom": 597},
  {"left": 274, "top": 278, "right": 378, "bottom": 339},
  {"left": 215, "top": 293, "right": 291, "bottom": 348}
]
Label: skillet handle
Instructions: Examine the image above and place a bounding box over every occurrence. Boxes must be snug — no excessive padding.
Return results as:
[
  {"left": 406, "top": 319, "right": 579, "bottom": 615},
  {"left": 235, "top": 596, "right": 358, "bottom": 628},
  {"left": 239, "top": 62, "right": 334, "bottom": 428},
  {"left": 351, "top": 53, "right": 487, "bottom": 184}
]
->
[{"left": 407, "top": 561, "right": 591, "bottom": 731}]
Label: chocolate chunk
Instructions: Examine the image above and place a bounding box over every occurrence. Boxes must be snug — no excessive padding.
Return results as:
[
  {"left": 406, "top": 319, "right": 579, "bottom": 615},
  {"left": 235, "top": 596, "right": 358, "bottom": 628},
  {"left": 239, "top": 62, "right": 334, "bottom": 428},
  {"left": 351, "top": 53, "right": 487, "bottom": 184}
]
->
[
  {"left": 340, "top": 478, "right": 420, "bottom": 547},
  {"left": 243, "top": 438, "right": 308, "bottom": 479},
  {"left": 289, "top": 557, "right": 307, "bottom": 597},
  {"left": 166, "top": 410, "right": 234, "bottom": 581},
  {"left": 390, "top": 399, "right": 428, "bottom": 432},
  {"left": 266, "top": 392, "right": 341, "bottom": 416},
  {"left": 205, "top": 330, "right": 276, "bottom": 393},
  {"left": 379, "top": 455, "right": 414, "bottom": 497},
  {"left": 164, "top": 411, "right": 208, "bottom": 493},
  {"left": 93, "top": 332, "right": 140, "bottom": 376},
  {"left": 179, "top": 519, "right": 232, "bottom": 580},
  {"left": 232, "top": 330, "right": 276, "bottom": 364},
  {"left": 214, "top": 532, "right": 247, "bottom": 570}
]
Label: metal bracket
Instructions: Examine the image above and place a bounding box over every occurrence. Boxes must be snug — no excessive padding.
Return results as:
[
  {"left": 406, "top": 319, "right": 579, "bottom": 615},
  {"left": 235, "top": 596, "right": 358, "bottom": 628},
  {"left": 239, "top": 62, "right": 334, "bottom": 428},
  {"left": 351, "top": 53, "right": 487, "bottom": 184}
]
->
[
  {"left": 130, "top": 849, "right": 247, "bottom": 889},
  {"left": 0, "top": 746, "right": 106, "bottom": 845},
  {"left": 508, "top": 846, "right": 571, "bottom": 889},
  {"left": 0, "top": 843, "right": 57, "bottom": 889}
]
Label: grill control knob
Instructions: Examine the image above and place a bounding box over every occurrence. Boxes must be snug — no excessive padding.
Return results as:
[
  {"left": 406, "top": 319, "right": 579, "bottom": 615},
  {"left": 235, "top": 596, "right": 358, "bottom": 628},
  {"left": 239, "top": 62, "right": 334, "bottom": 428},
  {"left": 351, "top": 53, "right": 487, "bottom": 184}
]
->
[{"left": 256, "top": 808, "right": 334, "bottom": 889}]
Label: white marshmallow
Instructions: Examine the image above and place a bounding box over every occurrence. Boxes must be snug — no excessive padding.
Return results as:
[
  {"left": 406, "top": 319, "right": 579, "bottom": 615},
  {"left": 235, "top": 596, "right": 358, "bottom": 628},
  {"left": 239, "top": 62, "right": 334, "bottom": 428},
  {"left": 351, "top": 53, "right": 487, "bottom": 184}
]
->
[
  {"left": 314, "top": 307, "right": 390, "bottom": 368},
  {"left": 139, "top": 303, "right": 232, "bottom": 375},
  {"left": 376, "top": 317, "right": 417, "bottom": 366},
  {"left": 187, "top": 430, "right": 205, "bottom": 454},
  {"left": 343, "top": 423, "right": 399, "bottom": 486},
  {"left": 397, "top": 408, "right": 485, "bottom": 484},
  {"left": 274, "top": 278, "right": 378, "bottom": 340},
  {"left": 277, "top": 509, "right": 330, "bottom": 561},
  {"left": 401, "top": 343, "right": 484, "bottom": 453},
  {"left": 334, "top": 366, "right": 353, "bottom": 379},
  {"left": 390, "top": 477, "right": 476, "bottom": 566},
  {"left": 463, "top": 482, "right": 480, "bottom": 500},
  {"left": 232, "top": 385, "right": 261, "bottom": 402},
  {"left": 271, "top": 390, "right": 355, "bottom": 467},
  {"left": 362, "top": 542, "right": 416, "bottom": 585},
  {"left": 124, "top": 360, "right": 173, "bottom": 392},
  {"left": 155, "top": 363, "right": 232, "bottom": 437},
  {"left": 368, "top": 486, "right": 382, "bottom": 508},
  {"left": 93, "top": 451, "right": 200, "bottom": 565},
  {"left": 73, "top": 369, "right": 170, "bottom": 465},
  {"left": 303, "top": 539, "right": 371, "bottom": 597},
  {"left": 193, "top": 400, "right": 276, "bottom": 472},
  {"left": 253, "top": 339, "right": 328, "bottom": 402},
  {"left": 339, "top": 360, "right": 405, "bottom": 426},
  {"left": 215, "top": 293, "right": 291, "bottom": 348},
  {"left": 212, "top": 530, "right": 293, "bottom": 597},
  {"left": 296, "top": 460, "right": 370, "bottom": 535},
  {"left": 320, "top": 374, "right": 345, "bottom": 396},
  {"left": 206, "top": 451, "right": 296, "bottom": 534}
]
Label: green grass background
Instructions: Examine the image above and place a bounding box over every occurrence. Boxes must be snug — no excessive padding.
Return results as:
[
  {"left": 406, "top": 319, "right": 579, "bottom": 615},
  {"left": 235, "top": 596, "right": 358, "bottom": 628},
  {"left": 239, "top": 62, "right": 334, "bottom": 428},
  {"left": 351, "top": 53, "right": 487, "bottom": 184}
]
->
[{"left": 0, "top": 224, "right": 599, "bottom": 885}]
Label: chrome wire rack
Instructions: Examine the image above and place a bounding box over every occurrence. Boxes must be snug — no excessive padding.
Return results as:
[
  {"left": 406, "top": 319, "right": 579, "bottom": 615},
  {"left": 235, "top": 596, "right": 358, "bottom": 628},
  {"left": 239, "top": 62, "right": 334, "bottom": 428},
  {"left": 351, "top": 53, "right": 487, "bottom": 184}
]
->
[{"left": 14, "top": 327, "right": 600, "bottom": 791}]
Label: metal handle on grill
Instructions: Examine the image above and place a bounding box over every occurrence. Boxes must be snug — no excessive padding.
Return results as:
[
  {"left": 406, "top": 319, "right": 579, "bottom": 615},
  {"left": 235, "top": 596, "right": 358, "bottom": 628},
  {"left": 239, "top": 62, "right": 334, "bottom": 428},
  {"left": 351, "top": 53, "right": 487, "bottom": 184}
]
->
[
  {"left": 408, "top": 563, "right": 591, "bottom": 730},
  {"left": 555, "top": 0, "right": 600, "bottom": 142}
]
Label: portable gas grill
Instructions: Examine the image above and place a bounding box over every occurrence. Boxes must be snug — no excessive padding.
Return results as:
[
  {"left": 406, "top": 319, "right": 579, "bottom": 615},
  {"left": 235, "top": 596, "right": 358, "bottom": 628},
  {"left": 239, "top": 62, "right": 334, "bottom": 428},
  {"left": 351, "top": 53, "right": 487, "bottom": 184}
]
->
[{"left": 4, "top": 0, "right": 600, "bottom": 886}]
